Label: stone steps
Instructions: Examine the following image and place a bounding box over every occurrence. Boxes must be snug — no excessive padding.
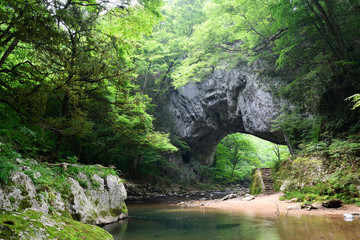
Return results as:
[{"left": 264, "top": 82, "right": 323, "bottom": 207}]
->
[{"left": 260, "top": 168, "right": 275, "bottom": 195}]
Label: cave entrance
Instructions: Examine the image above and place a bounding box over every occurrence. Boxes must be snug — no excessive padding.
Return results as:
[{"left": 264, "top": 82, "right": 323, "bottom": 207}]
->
[{"left": 209, "top": 133, "right": 289, "bottom": 185}]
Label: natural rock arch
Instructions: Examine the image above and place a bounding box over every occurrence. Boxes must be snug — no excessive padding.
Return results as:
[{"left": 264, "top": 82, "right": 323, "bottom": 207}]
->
[{"left": 168, "top": 62, "right": 286, "bottom": 166}]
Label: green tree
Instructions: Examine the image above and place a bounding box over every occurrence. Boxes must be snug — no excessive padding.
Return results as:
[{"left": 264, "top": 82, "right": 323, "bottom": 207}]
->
[
  {"left": 167, "top": 0, "right": 360, "bottom": 146},
  {"left": 214, "top": 133, "right": 260, "bottom": 183},
  {"left": 0, "top": 0, "right": 177, "bottom": 172}
]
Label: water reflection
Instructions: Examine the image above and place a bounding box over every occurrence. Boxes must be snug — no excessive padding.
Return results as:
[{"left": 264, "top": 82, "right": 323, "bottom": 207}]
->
[{"left": 103, "top": 203, "right": 360, "bottom": 240}]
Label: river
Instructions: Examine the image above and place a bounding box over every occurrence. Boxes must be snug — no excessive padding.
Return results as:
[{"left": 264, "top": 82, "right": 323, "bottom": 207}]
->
[{"left": 103, "top": 202, "right": 360, "bottom": 240}]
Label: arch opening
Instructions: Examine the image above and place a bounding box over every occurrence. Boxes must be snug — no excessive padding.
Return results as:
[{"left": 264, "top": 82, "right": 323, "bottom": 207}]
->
[{"left": 201, "top": 133, "right": 289, "bottom": 185}]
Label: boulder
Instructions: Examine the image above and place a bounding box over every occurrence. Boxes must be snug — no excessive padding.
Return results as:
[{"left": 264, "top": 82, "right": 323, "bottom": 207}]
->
[
  {"left": 243, "top": 195, "right": 255, "bottom": 201},
  {"left": 221, "top": 193, "right": 237, "bottom": 201},
  {"left": 0, "top": 171, "right": 128, "bottom": 225}
]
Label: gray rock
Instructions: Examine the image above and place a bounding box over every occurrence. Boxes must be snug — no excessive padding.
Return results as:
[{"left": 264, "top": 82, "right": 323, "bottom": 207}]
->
[
  {"left": 0, "top": 171, "right": 128, "bottom": 225},
  {"left": 311, "top": 203, "right": 323, "bottom": 209},
  {"left": 67, "top": 177, "right": 94, "bottom": 222},
  {"left": 243, "top": 195, "right": 255, "bottom": 201},
  {"left": 221, "top": 193, "right": 237, "bottom": 201},
  {"left": 91, "top": 174, "right": 105, "bottom": 191},
  {"left": 168, "top": 63, "right": 286, "bottom": 165},
  {"left": 10, "top": 172, "right": 37, "bottom": 198},
  {"left": 106, "top": 175, "right": 127, "bottom": 208},
  {"left": 287, "top": 204, "right": 302, "bottom": 210}
]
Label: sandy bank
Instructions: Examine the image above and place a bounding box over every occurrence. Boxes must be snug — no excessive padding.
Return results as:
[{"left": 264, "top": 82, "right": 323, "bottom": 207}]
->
[{"left": 192, "top": 193, "right": 360, "bottom": 218}]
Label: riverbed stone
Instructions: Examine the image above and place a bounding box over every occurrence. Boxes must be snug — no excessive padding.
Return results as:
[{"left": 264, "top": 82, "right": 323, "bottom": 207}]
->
[{"left": 243, "top": 195, "right": 255, "bottom": 201}]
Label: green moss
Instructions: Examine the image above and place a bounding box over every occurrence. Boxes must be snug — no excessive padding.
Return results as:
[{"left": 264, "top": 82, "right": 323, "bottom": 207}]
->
[
  {"left": 9, "top": 196, "right": 16, "bottom": 204},
  {"left": 91, "top": 179, "right": 101, "bottom": 189},
  {"left": 122, "top": 203, "right": 128, "bottom": 215},
  {"left": 19, "top": 197, "right": 32, "bottom": 209},
  {"left": 110, "top": 207, "right": 122, "bottom": 217},
  {"left": 107, "top": 203, "right": 128, "bottom": 218},
  {"left": 0, "top": 210, "right": 113, "bottom": 240},
  {"left": 77, "top": 179, "right": 89, "bottom": 189},
  {"left": 249, "top": 170, "right": 263, "bottom": 195}
]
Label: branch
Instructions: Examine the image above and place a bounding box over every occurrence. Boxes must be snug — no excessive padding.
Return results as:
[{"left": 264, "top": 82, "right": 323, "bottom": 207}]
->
[
  {"left": 215, "top": 44, "right": 242, "bottom": 53},
  {"left": 0, "top": 37, "right": 19, "bottom": 69},
  {"left": 271, "top": 200, "right": 280, "bottom": 217},
  {"left": 240, "top": 13, "right": 265, "bottom": 37},
  {"left": 0, "top": 98, "right": 34, "bottom": 123},
  {"left": 252, "top": 28, "right": 288, "bottom": 53},
  {"left": 47, "top": 162, "right": 116, "bottom": 170}
]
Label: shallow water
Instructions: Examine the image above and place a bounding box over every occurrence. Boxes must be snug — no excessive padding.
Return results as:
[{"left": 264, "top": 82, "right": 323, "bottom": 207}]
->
[{"left": 103, "top": 203, "right": 360, "bottom": 240}]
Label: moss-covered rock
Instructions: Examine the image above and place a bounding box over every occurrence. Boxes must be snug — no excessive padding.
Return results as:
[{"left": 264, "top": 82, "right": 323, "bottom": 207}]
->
[
  {"left": 0, "top": 160, "right": 128, "bottom": 225},
  {"left": 249, "top": 169, "right": 263, "bottom": 195},
  {"left": 0, "top": 209, "right": 113, "bottom": 240},
  {"left": 274, "top": 151, "right": 360, "bottom": 205}
]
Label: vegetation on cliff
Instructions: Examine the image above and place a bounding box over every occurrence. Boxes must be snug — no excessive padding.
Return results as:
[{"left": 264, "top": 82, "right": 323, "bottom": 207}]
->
[{"left": 273, "top": 138, "right": 360, "bottom": 206}]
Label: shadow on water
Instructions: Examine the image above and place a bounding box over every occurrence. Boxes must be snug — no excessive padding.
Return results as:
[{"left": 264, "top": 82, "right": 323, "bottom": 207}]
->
[{"left": 103, "top": 203, "right": 360, "bottom": 240}]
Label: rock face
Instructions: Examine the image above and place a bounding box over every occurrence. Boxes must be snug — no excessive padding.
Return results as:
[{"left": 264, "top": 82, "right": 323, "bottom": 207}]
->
[
  {"left": 169, "top": 62, "right": 286, "bottom": 165},
  {"left": 0, "top": 171, "right": 127, "bottom": 225}
]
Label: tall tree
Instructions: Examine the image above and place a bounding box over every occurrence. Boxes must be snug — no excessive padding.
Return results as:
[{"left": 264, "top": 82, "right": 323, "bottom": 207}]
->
[{"left": 214, "top": 133, "right": 259, "bottom": 183}]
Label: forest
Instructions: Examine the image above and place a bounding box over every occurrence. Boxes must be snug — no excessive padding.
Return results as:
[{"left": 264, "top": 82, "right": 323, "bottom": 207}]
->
[
  {"left": 1, "top": 0, "right": 360, "bottom": 239},
  {"left": 1, "top": 0, "right": 360, "bottom": 194}
]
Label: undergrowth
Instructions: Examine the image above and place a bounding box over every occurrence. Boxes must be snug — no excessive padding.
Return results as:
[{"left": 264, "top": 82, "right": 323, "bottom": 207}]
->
[
  {"left": 274, "top": 137, "right": 360, "bottom": 205},
  {"left": 0, "top": 143, "right": 20, "bottom": 184},
  {"left": 0, "top": 142, "right": 121, "bottom": 197}
]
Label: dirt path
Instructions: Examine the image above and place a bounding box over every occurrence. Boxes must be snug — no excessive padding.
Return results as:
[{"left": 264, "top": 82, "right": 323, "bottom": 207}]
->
[{"left": 193, "top": 193, "right": 360, "bottom": 218}]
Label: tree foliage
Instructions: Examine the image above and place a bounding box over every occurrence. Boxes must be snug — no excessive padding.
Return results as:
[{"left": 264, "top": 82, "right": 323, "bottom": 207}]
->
[
  {"left": 213, "top": 133, "right": 260, "bottom": 183},
  {"left": 145, "top": 0, "right": 360, "bottom": 148},
  {"left": 0, "top": 0, "right": 177, "bottom": 178}
]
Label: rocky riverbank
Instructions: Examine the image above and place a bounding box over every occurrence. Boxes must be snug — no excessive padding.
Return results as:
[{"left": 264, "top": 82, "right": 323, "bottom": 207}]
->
[{"left": 125, "top": 181, "right": 249, "bottom": 202}]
